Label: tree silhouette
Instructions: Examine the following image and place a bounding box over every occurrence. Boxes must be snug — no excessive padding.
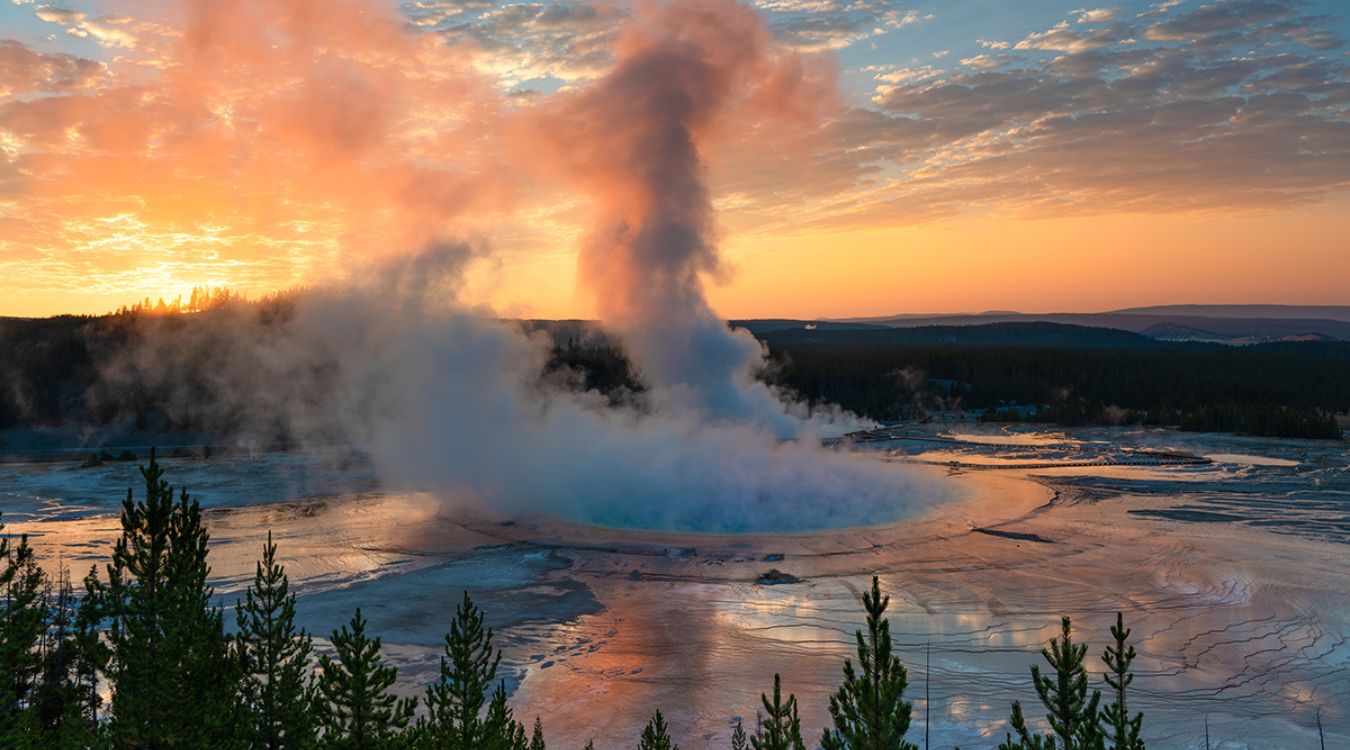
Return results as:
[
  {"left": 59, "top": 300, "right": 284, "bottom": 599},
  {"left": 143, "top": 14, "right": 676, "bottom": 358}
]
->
[
  {"left": 315, "top": 608, "right": 415, "bottom": 749},
  {"left": 999, "top": 617, "right": 1103, "bottom": 750},
  {"left": 821, "top": 576, "right": 918, "bottom": 750}
]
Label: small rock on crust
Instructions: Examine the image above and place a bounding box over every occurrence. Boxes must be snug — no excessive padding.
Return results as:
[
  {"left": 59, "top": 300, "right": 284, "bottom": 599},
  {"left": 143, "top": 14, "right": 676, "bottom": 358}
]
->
[{"left": 757, "top": 569, "right": 801, "bottom": 585}]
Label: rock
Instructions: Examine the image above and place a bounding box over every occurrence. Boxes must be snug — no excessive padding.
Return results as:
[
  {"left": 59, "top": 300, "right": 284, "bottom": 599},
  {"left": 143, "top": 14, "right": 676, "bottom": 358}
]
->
[
  {"left": 757, "top": 569, "right": 801, "bottom": 585},
  {"left": 762, "top": 553, "right": 784, "bottom": 562}
]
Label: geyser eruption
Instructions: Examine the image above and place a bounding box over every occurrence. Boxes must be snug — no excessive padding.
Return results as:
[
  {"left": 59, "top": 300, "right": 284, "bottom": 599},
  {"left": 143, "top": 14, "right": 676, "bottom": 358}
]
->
[
  {"left": 97, "top": 0, "right": 955, "bottom": 531},
  {"left": 279, "top": 249, "right": 955, "bottom": 532},
  {"left": 529, "top": 0, "right": 834, "bottom": 437}
]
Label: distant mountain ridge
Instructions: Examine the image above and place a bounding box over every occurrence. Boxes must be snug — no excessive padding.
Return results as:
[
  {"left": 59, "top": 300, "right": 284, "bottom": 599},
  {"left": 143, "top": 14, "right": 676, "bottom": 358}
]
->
[
  {"left": 1109, "top": 304, "right": 1350, "bottom": 320},
  {"left": 815, "top": 304, "right": 1350, "bottom": 344},
  {"left": 754, "top": 321, "right": 1170, "bottom": 349}
]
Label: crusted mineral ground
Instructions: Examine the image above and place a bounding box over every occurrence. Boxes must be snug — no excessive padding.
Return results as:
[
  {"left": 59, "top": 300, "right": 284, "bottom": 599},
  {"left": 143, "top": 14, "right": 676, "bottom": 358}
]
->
[{"left": 1, "top": 425, "right": 1346, "bottom": 749}]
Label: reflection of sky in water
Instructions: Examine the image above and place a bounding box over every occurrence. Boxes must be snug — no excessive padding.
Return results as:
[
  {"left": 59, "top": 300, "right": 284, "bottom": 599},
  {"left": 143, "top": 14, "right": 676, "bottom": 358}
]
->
[
  {"left": 884, "top": 425, "right": 1350, "bottom": 545},
  {"left": 1206, "top": 453, "right": 1300, "bottom": 467},
  {"left": 944, "top": 428, "right": 1085, "bottom": 447},
  {"left": 0, "top": 451, "right": 377, "bottom": 519},
  {"left": 0, "top": 426, "right": 1346, "bottom": 748}
]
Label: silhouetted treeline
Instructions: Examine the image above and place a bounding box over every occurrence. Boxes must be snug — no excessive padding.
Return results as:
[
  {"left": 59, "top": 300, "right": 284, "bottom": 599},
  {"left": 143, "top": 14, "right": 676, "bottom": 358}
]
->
[
  {"left": 978, "top": 400, "right": 1343, "bottom": 440},
  {"left": 0, "top": 316, "right": 102, "bottom": 429},
  {"left": 759, "top": 333, "right": 1350, "bottom": 440},
  {"left": 544, "top": 335, "right": 645, "bottom": 405},
  {"left": 0, "top": 312, "right": 638, "bottom": 438},
  {"left": 0, "top": 301, "right": 298, "bottom": 433},
  {"left": 112, "top": 286, "right": 249, "bottom": 316},
  {"left": 1176, "top": 403, "right": 1342, "bottom": 439},
  {"left": 0, "top": 456, "right": 1189, "bottom": 748},
  {"left": 3, "top": 313, "right": 1346, "bottom": 441}
]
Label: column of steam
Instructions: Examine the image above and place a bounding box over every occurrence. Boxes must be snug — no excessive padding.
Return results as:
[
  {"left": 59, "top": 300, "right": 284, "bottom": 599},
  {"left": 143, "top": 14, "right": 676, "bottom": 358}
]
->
[{"left": 530, "top": 0, "right": 831, "bottom": 439}]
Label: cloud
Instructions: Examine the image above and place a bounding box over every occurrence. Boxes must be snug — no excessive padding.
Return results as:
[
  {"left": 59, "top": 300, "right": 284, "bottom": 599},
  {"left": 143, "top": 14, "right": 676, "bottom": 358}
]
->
[
  {"left": 758, "top": 0, "right": 927, "bottom": 51},
  {"left": 0, "top": 39, "right": 105, "bottom": 98},
  {"left": 63, "top": 16, "right": 139, "bottom": 48},
  {"left": 33, "top": 4, "right": 83, "bottom": 24},
  {"left": 1077, "top": 7, "right": 1120, "bottom": 23},
  {"left": 1138, "top": 0, "right": 1186, "bottom": 18},
  {"left": 556, "top": 0, "right": 1346, "bottom": 239},
  {"left": 779, "top": 7, "right": 1350, "bottom": 228},
  {"left": 0, "top": 0, "right": 512, "bottom": 301},
  {"left": 959, "top": 54, "right": 1006, "bottom": 70},
  {"left": 1015, "top": 19, "right": 1129, "bottom": 52},
  {"left": 417, "top": 0, "right": 923, "bottom": 85},
  {"left": 427, "top": 1, "right": 624, "bottom": 85},
  {"left": 1, "top": 0, "right": 1347, "bottom": 307},
  {"left": 1145, "top": 0, "right": 1287, "bottom": 38},
  {"left": 1143, "top": 0, "right": 1342, "bottom": 51},
  {"left": 33, "top": 5, "right": 146, "bottom": 49}
]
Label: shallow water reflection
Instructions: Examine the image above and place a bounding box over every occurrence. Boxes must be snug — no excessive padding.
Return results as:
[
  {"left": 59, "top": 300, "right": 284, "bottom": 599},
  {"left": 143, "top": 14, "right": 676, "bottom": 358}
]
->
[{"left": 0, "top": 426, "right": 1346, "bottom": 749}]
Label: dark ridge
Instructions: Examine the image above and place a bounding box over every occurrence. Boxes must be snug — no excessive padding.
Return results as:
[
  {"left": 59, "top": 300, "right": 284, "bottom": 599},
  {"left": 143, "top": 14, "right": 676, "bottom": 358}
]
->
[
  {"left": 729, "top": 319, "right": 890, "bottom": 335},
  {"left": 1245, "top": 340, "right": 1350, "bottom": 359},
  {"left": 972, "top": 527, "right": 1056, "bottom": 544},
  {"left": 1128, "top": 508, "right": 1246, "bottom": 523},
  {"left": 759, "top": 321, "right": 1178, "bottom": 349},
  {"left": 832, "top": 310, "right": 1350, "bottom": 342}
]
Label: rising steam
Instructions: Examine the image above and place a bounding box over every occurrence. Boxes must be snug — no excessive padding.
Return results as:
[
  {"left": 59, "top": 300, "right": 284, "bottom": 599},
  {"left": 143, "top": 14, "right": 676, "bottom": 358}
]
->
[
  {"left": 525, "top": 0, "right": 834, "bottom": 435},
  {"left": 94, "top": 0, "right": 957, "bottom": 531}
]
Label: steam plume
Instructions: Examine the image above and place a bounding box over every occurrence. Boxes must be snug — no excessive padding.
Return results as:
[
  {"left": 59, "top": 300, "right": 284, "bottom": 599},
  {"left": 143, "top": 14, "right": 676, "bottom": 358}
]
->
[
  {"left": 281, "top": 250, "right": 954, "bottom": 531},
  {"left": 527, "top": 0, "right": 836, "bottom": 435},
  {"left": 91, "top": 0, "right": 956, "bottom": 531}
]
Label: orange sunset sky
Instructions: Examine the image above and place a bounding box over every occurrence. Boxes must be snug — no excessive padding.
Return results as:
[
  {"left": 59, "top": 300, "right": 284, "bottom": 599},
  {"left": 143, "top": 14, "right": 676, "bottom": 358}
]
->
[{"left": 1, "top": 0, "right": 1348, "bottom": 319}]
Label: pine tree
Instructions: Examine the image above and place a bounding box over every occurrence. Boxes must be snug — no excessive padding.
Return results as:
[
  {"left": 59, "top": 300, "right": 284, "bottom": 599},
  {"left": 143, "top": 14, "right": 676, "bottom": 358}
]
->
[
  {"left": 529, "top": 716, "right": 546, "bottom": 750},
  {"left": 732, "top": 721, "right": 749, "bottom": 750},
  {"left": 1000, "top": 617, "right": 1103, "bottom": 750},
  {"left": 637, "top": 710, "right": 679, "bottom": 750},
  {"left": 70, "top": 567, "right": 107, "bottom": 734},
  {"left": 482, "top": 681, "right": 528, "bottom": 750},
  {"left": 315, "top": 608, "right": 415, "bottom": 749},
  {"left": 1099, "top": 614, "right": 1143, "bottom": 750},
  {"left": 238, "top": 531, "right": 317, "bottom": 750},
  {"left": 5, "top": 563, "right": 105, "bottom": 750},
  {"left": 27, "top": 565, "right": 111, "bottom": 749},
  {"left": 750, "top": 674, "right": 806, "bottom": 750},
  {"left": 94, "top": 452, "right": 240, "bottom": 749},
  {"left": 0, "top": 514, "right": 46, "bottom": 742},
  {"left": 417, "top": 590, "right": 526, "bottom": 749},
  {"left": 821, "top": 576, "right": 918, "bottom": 750},
  {"left": 28, "top": 567, "right": 89, "bottom": 746}
]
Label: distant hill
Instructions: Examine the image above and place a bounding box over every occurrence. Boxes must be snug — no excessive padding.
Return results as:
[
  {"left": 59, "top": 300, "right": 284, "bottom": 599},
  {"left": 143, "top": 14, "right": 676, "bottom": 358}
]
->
[
  {"left": 1110, "top": 304, "right": 1350, "bottom": 321},
  {"left": 831, "top": 306, "right": 1350, "bottom": 344},
  {"left": 1140, "top": 322, "right": 1232, "bottom": 343},
  {"left": 758, "top": 321, "right": 1174, "bottom": 349},
  {"left": 729, "top": 319, "right": 887, "bottom": 335}
]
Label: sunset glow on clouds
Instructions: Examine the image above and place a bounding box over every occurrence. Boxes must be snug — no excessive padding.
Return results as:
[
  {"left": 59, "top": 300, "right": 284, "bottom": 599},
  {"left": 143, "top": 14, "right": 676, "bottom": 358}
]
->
[{"left": 1, "top": 0, "right": 1347, "bottom": 318}]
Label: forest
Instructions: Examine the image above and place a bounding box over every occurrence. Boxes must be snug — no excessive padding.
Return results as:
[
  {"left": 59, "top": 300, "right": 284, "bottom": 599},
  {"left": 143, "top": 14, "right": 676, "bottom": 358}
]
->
[
  {"left": 0, "top": 455, "right": 1157, "bottom": 749},
  {"left": 0, "top": 310, "right": 1346, "bottom": 441},
  {"left": 756, "top": 328, "right": 1349, "bottom": 440}
]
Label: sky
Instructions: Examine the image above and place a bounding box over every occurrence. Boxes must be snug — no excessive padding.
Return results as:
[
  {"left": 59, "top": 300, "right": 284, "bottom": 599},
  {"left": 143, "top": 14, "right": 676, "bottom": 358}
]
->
[{"left": 0, "top": 0, "right": 1347, "bottom": 319}]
